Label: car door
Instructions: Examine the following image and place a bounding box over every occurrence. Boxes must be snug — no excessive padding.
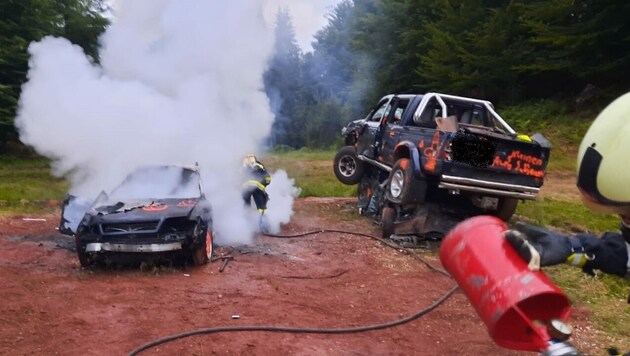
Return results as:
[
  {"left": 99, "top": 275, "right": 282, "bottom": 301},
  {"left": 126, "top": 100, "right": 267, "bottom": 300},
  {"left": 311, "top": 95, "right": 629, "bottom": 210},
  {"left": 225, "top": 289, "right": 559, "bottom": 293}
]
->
[
  {"left": 380, "top": 97, "right": 410, "bottom": 163},
  {"left": 357, "top": 98, "right": 392, "bottom": 158}
]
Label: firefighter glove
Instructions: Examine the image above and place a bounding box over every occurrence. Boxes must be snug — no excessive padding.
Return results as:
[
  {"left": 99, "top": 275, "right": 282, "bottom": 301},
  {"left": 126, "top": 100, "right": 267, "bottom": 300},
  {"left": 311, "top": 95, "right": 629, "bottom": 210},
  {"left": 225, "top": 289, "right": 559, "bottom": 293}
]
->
[{"left": 505, "top": 222, "right": 575, "bottom": 271}]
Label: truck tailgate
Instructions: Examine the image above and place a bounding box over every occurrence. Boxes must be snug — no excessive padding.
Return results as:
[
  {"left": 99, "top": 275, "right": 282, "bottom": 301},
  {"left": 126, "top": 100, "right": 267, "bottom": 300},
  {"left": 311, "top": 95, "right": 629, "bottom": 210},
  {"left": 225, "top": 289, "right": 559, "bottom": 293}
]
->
[{"left": 441, "top": 130, "right": 550, "bottom": 199}]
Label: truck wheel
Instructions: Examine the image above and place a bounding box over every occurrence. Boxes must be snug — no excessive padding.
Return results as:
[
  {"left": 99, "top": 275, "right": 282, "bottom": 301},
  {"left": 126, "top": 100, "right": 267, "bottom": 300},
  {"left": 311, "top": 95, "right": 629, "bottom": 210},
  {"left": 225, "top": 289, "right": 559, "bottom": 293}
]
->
[
  {"left": 333, "top": 146, "right": 365, "bottom": 185},
  {"left": 386, "top": 158, "right": 413, "bottom": 204},
  {"left": 493, "top": 198, "right": 518, "bottom": 221},
  {"left": 381, "top": 205, "right": 395, "bottom": 239},
  {"left": 192, "top": 231, "right": 214, "bottom": 266}
]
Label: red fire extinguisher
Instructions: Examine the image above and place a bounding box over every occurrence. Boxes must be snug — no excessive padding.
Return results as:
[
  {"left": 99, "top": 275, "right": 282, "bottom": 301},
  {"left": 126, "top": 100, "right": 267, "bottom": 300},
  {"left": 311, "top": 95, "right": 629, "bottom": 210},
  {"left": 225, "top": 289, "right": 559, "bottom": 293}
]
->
[{"left": 439, "top": 216, "right": 577, "bottom": 355}]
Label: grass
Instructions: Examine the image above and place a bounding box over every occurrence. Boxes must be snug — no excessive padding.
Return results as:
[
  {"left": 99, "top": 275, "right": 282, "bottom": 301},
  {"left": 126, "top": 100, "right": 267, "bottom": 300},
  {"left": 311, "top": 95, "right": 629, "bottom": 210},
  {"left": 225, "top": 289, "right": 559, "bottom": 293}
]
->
[
  {"left": 0, "top": 156, "right": 68, "bottom": 214},
  {"left": 0, "top": 148, "right": 354, "bottom": 214},
  {"left": 545, "top": 266, "right": 630, "bottom": 350},
  {"left": 515, "top": 198, "right": 620, "bottom": 234},
  {"left": 267, "top": 146, "right": 338, "bottom": 161},
  {"left": 262, "top": 148, "right": 356, "bottom": 198}
]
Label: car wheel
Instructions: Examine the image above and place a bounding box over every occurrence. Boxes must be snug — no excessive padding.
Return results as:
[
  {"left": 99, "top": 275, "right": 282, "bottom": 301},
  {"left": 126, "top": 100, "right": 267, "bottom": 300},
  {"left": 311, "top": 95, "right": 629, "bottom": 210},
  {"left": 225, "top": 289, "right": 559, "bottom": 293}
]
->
[
  {"left": 381, "top": 205, "right": 395, "bottom": 239},
  {"left": 333, "top": 146, "right": 365, "bottom": 185},
  {"left": 492, "top": 198, "right": 518, "bottom": 221},
  {"left": 75, "top": 238, "right": 91, "bottom": 267},
  {"left": 192, "top": 231, "right": 213, "bottom": 266},
  {"left": 385, "top": 158, "right": 413, "bottom": 204}
]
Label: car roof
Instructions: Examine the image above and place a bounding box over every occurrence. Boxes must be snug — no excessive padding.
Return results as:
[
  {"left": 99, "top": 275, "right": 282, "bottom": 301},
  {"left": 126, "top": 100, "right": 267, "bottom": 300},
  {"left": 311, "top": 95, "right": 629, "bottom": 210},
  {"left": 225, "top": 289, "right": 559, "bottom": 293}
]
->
[{"left": 383, "top": 93, "right": 494, "bottom": 105}]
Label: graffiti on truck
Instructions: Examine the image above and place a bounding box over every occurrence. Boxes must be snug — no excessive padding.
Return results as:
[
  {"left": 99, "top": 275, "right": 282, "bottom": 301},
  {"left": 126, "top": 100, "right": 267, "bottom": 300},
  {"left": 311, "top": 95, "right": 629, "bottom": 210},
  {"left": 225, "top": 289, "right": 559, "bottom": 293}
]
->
[{"left": 492, "top": 150, "right": 545, "bottom": 178}]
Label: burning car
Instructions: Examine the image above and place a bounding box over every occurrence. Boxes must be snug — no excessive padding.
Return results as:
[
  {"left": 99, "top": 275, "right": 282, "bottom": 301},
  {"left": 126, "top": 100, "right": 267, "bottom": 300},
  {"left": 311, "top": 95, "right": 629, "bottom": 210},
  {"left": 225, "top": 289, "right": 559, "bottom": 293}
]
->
[{"left": 59, "top": 165, "right": 213, "bottom": 267}]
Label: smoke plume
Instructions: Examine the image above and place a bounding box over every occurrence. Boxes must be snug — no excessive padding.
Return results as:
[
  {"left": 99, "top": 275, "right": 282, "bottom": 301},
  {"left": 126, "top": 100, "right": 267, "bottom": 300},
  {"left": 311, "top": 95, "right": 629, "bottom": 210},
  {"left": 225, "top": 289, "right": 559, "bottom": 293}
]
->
[{"left": 16, "top": 0, "right": 299, "bottom": 244}]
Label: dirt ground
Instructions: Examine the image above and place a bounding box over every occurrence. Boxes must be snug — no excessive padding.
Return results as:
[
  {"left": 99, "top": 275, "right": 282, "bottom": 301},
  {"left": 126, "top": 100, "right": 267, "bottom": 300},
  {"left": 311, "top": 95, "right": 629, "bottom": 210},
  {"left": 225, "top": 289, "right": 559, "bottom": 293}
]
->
[
  {"left": 0, "top": 198, "right": 610, "bottom": 355},
  {"left": 538, "top": 170, "right": 581, "bottom": 202}
]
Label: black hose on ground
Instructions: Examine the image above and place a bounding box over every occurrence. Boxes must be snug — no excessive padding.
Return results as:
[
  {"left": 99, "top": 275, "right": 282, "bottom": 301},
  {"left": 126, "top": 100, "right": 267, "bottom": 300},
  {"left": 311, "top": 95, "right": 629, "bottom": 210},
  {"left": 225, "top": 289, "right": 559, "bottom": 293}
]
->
[
  {"left": 128, "top": 286, "right": 458, "bottom": 356},
  {"left": 264, "top": 229, "right": 451, "bottom": 278},
  {"left": 128, "top": 229, "right": 456, "bottom": 355}
]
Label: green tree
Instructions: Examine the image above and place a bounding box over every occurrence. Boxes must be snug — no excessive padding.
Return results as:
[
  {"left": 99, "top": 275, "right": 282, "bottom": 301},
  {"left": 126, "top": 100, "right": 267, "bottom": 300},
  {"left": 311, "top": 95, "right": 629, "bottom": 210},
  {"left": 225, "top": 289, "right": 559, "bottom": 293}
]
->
[
  {"left": 310, "top": 0, "right": 355, "bottom": 103},
  {"left": 302, "top": 99, "right": 350, "bottom": 148},
  {"left": 280, "top": 0, "right": 630, "bottom": 147},
  {"left": 306, "top": 0, "right": 362, "bottom": 139},
  {"left": 518, "top": 0, "right": 630, "bottom": 94},
  {"left": 0, "top": 0, "right": 108, "bottom": 152},
  {"left": 418, "top": 0, "right": 523, "bottom": 101},
  {"left": 52, "top": 0, "right": 109, "bottom": 60},
  {"left": 347, "top": 0, "right": 388, "bottom": 107},
  {"left": 264, "top": 8, "right": 306, "bottom": 148}
]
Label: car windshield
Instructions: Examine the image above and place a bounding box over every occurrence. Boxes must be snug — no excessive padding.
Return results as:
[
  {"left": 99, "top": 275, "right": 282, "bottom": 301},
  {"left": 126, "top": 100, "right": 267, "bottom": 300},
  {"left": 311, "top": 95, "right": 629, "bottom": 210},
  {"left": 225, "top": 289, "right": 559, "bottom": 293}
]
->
[{"left": 109, "top": 166, "right": 201, "bottom": 200}]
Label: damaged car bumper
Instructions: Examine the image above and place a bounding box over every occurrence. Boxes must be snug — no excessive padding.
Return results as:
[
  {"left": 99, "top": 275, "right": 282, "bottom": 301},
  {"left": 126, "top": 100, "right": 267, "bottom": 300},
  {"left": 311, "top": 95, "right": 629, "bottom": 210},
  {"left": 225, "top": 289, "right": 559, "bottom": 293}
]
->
[{"left": 85, "top": 242, "right": 183, "bottom": 253}]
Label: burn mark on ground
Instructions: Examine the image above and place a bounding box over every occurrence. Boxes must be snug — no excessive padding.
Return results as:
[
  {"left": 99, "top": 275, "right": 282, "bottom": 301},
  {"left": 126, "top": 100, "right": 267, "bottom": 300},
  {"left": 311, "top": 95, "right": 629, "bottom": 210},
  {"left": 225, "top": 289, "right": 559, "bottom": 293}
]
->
[{"left": 5, "top": 235, "right": 75, "bottom": 251}]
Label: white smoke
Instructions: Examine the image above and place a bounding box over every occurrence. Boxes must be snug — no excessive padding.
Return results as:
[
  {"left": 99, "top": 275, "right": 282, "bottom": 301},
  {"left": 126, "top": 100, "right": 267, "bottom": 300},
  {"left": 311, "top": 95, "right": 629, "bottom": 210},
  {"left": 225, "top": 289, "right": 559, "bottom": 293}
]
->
[
  {"left": 265, "top": 170, "right": 301, "bottom": 234},
  {"left": 16, "top": 0, "right": 298, "bottom": 245}
]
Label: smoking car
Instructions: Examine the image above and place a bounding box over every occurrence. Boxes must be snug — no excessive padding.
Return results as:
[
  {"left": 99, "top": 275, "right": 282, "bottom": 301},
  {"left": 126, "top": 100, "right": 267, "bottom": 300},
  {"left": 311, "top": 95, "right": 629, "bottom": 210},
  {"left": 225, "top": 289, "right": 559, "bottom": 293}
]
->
[{"left": 59, "top": 165, "right": 213, "bottom": 267}]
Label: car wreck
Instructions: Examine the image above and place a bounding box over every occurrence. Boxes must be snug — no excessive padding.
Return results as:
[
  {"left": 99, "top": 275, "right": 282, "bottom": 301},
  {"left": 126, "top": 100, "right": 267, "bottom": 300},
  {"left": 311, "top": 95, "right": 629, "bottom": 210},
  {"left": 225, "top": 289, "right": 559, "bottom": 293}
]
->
[
  {"left": 59, "top": 165, "right": 213, "bottom": 267},
  {"left": 333, "top": 92, "right": 552, "bottom": 240}
]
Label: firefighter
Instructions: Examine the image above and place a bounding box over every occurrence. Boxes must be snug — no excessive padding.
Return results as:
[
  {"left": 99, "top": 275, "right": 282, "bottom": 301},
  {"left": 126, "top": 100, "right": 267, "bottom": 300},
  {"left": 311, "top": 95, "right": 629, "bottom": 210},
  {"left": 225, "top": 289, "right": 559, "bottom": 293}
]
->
[
  {"left": 242, "top": 155, "right": 272, "bottom": 232},
  {"left": 506, "top": 93, "right": 630, "bottom": 282}
]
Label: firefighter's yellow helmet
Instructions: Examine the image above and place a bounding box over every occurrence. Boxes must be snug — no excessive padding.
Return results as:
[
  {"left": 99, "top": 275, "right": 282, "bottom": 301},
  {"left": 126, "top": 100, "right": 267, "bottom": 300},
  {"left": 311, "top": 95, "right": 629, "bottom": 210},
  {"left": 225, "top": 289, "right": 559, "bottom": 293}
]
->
[
  {"left": 577, "top": 92, "right": 630, "bottom": 215},
  {"left": 243, "top": 154, "right": 257, "bottom": 167}
]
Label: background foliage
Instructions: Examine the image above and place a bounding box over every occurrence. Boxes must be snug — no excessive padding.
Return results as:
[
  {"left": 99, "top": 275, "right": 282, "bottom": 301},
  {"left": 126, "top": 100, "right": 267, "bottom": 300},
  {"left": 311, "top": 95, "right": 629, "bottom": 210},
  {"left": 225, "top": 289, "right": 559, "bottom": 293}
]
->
[
  {"left": 1, "top": 1, "right": 629, "bottom": 150},
  {"left": 264, "top": 0, "right": 630, "bottom": 148}
]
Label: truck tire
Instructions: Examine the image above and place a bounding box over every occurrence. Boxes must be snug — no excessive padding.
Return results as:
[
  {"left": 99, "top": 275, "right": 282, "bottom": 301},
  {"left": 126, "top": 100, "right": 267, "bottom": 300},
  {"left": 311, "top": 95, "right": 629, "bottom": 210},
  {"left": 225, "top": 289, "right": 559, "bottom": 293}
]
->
[
  {"left": 381, "top": 205, "right": 395, "bottom": 239},
  {"left": 493, "top": 198, "right": 518, "bottom": 221},
  {"left": 333, "top": 146, "right": 365, "bottom": 185},
  {"left": 192, "top": 231, "right": 214, "bottom": 266},
  {"left": 385, "top": 158, "right": 414, "bottom": 204}
]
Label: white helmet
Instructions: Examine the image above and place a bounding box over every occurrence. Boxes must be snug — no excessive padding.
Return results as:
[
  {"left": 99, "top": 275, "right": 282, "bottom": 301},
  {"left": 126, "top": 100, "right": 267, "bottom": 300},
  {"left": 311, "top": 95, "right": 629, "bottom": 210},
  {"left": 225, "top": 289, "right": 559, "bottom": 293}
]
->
[{"left": 577, "top": 92, "right": 630, "bottom": 214}]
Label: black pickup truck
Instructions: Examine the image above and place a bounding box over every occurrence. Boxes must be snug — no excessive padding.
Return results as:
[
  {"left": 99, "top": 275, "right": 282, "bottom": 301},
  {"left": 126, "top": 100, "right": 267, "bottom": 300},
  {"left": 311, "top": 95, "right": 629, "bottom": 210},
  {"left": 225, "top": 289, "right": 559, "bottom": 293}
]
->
[{"left": 333, "top": 93, "right": 551, "bottom": 238}]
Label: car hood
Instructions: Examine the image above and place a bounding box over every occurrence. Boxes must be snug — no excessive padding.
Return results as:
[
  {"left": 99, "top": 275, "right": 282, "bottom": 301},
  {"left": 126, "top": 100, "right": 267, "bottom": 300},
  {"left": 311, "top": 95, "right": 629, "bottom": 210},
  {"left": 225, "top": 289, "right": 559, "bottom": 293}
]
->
[{"left": 86, "top": 198, "right": 201, "bottom": 224}]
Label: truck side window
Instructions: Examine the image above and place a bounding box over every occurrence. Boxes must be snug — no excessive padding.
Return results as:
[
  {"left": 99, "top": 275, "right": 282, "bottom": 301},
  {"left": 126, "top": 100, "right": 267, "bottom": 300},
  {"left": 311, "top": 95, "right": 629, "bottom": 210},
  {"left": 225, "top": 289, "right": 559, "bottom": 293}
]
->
[
  {"left": 391, "top": 99, "right": 409, "bottom": 124},
  {"left": 370, "top": 102, "right": 392, "bottom": 122},
  {"left": 470, "top": 105, "right": 487, "bottom": 126}
]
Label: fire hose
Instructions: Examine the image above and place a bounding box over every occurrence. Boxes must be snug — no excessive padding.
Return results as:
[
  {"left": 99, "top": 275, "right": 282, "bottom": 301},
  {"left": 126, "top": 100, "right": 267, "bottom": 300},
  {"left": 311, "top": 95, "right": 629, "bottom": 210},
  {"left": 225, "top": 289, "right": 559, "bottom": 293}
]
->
[
  {"left": 264, "top": 229, "right": 451, "bottom": 277},
  {"left": 128, "top": 229, "right": 457, "bottom": 356}
]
